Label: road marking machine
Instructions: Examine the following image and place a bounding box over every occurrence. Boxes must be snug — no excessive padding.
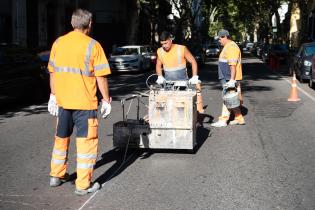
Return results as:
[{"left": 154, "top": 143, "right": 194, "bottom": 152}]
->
[{"left": 113, "top": 75, "right": 198, "bottom": 151}]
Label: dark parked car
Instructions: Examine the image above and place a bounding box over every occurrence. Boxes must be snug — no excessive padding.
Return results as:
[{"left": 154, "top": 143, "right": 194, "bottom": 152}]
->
[
  {"left": 261, "top": 44, "right": 289, "bottom": 64},
  {"left": 0, "top": 45, "right": 49, "bottom": 107},
  {"left": 261, "top": 44, "right": 271, "bottom": 63},
  {"left": 188, "top": 43, "right": 206, "bottom": 66},
  {"left": 291, "top": 42, "right": 315, "bottom": 82},
  {"left": 309, "top": 54, "right": 315, "bottom": 88},
  {"left": 270, "top": 44, "right": 289, "bottom": 63},
  {"left": 206, "top": 43, "right": 220, "bottom": 57}
]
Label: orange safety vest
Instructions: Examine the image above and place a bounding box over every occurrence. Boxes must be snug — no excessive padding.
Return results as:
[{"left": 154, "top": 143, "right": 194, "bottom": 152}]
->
[
  {"left": 48, "top": 31, "right": 111, "bottom": 110},
  {"left": 218, "top": 41, "right": 242, "bottom": 81},
  {"left": 157, "top": 44, "right": 187, "bottom": 72}
]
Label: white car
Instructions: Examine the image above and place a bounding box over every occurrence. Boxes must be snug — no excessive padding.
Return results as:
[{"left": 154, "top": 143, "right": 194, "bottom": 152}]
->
[{"left": 109, "top": 45, "right": 151, "bottom": 72}]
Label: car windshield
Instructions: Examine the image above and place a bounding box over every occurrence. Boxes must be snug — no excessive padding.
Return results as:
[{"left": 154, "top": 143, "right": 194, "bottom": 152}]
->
[
  {"left": 209, "top": 45, "right": 219, "bottom": 49},
  {"left": 272, "top": 44, "right": 288, "bottom": 51},
  {"left": 304, "top": 45, "right": 315, "bottom": 56},
  {"left": 112, "top": 47, "right": 139, "bottom": 55}
]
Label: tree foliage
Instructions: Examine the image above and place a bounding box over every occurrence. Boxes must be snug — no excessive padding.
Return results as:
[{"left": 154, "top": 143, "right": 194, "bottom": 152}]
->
[{"left": 128, "top": 0, "right": 294, "bottom": 44}]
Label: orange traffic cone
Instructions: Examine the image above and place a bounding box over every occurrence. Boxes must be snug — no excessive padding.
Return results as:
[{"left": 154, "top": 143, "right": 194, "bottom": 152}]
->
[
  {"left": 288, "top": 73, "right": 301, "bottom": 102},
  {"left": 196, "top": 83, "right": 204, "bottom": 113}
]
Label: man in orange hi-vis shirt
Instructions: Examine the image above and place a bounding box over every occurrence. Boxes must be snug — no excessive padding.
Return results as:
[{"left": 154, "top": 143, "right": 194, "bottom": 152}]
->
[
  {"left": 211, "top": 29, "right": 245, "bottom": 127},
  {"left": 47, "top": 8, "right": 111, "bottom": 196}
]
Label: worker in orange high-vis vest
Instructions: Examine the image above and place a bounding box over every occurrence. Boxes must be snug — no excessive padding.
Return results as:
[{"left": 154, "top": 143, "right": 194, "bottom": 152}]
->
[
  {"left": 47, "top": 9, "right": 111, "bottom": 196},
  {"left": 211, "top": 29, "right": 245, "bottom": 127},
  {"left": 156, "top": 31, "right": 199, "bottom": 84},
  {"left": 155, "top": 31, "right": 204, "bottom": 112}
]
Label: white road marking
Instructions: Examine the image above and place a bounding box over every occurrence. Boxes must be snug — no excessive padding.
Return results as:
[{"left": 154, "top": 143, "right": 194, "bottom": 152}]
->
[{"left": 78, "top": 151, "right": 137, "bottom": 210}]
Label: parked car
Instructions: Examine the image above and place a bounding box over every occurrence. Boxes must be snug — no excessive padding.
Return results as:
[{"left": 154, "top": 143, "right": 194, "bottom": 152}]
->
[
  {"left": 261, "top": 44, "right": 289, "bottom": 64},
  {"left": 109, "top": 45, "right": 151, "bottom": 72},
  {"left": 256, "top": 43, "right": 267, "bottom": 58},
  {"left": 261, "top": 44, "right": 271, "bottom": 63},
  {"left": 270, "top": 44, "right": 289, "bottom": 63},
  {"left": 0, "top": 45, "right": 49, "bottom": 106},
  {"left": 206, "top": 43, "right": 220, "bottom": 57},
  {"left": 291, "top": 42, "right": 315, "bottom": 82},
  {"left": 310, "top": 55, "right": 315, "bottom": 89},
  {"left": 143, "top": 45, "right": 157, "bottom": 68},
  {"left": 188, "top": 43, "right": 206, "bottom": 66},
  {"left": 242, "top": 42, "right": 254, "bottom": 54}
]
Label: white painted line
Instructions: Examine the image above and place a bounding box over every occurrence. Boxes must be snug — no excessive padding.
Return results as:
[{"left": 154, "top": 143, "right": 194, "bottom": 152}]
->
[
  {"left": 282, "top": 76, "right": 315, "bottom": 102},
  {"left": 77, "top": 151, "right": 137, "bottom": 210}
]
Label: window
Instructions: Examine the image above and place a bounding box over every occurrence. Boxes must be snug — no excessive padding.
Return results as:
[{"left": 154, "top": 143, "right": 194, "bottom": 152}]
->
[{"left": 304, "top": 45, "right": 315, "bottom": 57}]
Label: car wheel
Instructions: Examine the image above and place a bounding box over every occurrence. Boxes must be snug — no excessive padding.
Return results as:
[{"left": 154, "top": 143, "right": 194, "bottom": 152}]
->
[
  {"left": 298, "top": 71, "right": 305, "bottom": 83},
  {"left": 139, "top": 62, "right": 143, "bottom": 72},
  {"left": 309, "top": 70, "right": 315, "bottom": 89}
]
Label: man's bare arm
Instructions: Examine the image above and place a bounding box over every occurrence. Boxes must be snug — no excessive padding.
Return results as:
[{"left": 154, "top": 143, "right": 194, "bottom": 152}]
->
[
  {"left": 50, "top": 73, "right": 55, "bottom": 94},
  {"left": 96, "top": 76, "right": 110, "bottom": 102},
  {"left": 156, "top": 58, "right": 163, "bottom": 76}
]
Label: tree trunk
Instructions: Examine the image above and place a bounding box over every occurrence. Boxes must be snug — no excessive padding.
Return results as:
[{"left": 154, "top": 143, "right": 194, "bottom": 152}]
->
[
  {"left": 300, "top": 0, "right": 312, "bottom": 43},
  {"left": 126, "top": 0, "right": 141, "bottom": 44}
]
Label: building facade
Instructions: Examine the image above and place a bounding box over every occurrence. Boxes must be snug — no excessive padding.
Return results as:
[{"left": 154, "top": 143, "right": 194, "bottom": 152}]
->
[{"left": 0, "top": 0, "right": 171, "bottom": 53}]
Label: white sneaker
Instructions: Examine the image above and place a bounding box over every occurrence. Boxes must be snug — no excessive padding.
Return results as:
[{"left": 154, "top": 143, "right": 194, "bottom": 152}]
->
[{"left": 210, "top": 121, "right": 227, "bottom": 127}]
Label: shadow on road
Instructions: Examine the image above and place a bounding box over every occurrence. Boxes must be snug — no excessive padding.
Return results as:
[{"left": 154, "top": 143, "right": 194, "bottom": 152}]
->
[{"left": 0, "top": 54, "right": 284, "bottom": 115}]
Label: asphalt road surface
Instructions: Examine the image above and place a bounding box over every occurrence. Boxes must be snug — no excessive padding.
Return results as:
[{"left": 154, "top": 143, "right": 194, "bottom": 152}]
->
[{"left": 1, "top": 56, "right": 315, "bottom": 210}]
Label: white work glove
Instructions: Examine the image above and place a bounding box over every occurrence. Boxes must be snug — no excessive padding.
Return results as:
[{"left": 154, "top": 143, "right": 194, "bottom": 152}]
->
[
  {"left": 188, "top": 75, "right": 200, "bottom": 85},
  {"left": 224, "top": 79, "right": 236, "bottom": 88},
  {"left": 156, "top": 76, "right": 166, "bottom": 85},
  {"left": 100, "top": 99, "right": 112, "bottom": 119},
  {"left": 48, "top": 94, "right": 59, "bottom": 116}
]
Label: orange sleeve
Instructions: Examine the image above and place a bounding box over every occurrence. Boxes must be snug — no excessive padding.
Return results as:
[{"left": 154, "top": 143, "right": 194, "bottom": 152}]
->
[
  {"left": 48, "top": 40, "right": 58, "bottom": 73},
  {"left": 92, "top": 42, "right": 111, "bottom": 76}
]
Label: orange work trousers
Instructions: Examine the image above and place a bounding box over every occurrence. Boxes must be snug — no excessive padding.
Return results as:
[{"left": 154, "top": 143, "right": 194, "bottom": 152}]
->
[{"left": 50, "top": 107, "right": 98, "bottom": 190}]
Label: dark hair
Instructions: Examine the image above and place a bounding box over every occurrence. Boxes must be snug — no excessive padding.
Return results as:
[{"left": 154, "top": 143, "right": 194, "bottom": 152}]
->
[
  {"left": 159, "top": 31, "right": 172, "bottom": 41},
  {"left": 71, "top": 9, "right": 92, "bottom": 30}
]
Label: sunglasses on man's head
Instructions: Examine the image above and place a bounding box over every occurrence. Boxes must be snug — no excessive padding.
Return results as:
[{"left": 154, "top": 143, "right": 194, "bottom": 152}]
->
[{"left": 220, "top": 36, "right": 226, "bottom": 39}]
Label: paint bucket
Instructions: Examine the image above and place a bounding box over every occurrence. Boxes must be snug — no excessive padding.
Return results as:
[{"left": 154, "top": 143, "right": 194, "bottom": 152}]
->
[{"left": 222, "top": 88, "right": 240, "bottom": 109}]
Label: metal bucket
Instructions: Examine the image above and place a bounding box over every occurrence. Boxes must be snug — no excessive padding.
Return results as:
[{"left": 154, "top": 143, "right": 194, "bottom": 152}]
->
[{"left": 223, "top": 89, "right": 240, "bottom": 109}]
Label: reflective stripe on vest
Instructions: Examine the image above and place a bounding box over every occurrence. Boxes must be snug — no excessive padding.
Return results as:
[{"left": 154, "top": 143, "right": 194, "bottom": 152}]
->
[
  {"left": 51, "top": 39, "right": 97, "bottom": 77},
  {"left": 94, "top": 63, "right": 110, "bottom": 71},
  {"left": 84, "top": 39, "right": 96, "bottom": 72},
  {"left": 219, "top": 58, "right": 241, "bottom": 63},
  {"left": 161, "top": 45, "right": 186, "bottom": 71},
  {"left": 54, "top": 66, "right": 94, "bottom": 77}
]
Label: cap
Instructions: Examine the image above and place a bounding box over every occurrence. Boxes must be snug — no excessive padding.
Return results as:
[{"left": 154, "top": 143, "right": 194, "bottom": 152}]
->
[{"left": 218, "top": 29, "right": 229, "bottom": 37}]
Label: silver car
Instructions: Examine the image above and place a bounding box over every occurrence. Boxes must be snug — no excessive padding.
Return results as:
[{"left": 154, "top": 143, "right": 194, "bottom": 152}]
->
[{"left": 109, "top": 45, "right": 151, "bottom": 72}]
